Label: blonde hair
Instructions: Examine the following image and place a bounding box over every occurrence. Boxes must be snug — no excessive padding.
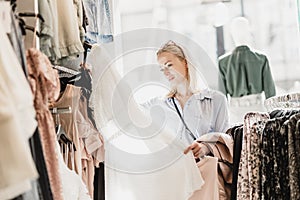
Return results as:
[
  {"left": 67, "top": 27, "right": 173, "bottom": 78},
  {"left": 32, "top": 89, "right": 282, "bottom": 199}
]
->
[{"left": 157, "top": 40, "right": 202, "bottom": 97}]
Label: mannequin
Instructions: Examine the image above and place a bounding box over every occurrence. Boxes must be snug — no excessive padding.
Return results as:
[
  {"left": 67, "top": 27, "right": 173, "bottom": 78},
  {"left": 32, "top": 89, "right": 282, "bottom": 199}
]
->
[
  {"left": 230, "top": 17, "right": 252, "bottom": 47},
  {"left": 218, "top": 17, "right": 276, "bottom": 125}
]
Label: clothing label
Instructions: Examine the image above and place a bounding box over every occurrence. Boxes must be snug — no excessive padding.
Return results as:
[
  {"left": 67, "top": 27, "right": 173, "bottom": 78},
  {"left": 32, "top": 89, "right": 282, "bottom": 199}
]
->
[{"left": 0, "top": 2, "right": 12, "bottom": 33}]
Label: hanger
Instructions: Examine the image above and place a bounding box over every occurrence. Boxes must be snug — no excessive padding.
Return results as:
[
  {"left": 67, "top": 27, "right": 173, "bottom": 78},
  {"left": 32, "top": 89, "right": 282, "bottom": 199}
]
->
[
  {"left": 17, "top": 17, "right": 40, "bottom": 37},
  {"left": 50, "top": 106, "right": 72, "bottom": 114},
  {"left": 83, "top": 41, "right": 92, "bottom": 65},
  {"left": 53, "top": 109, "right": 76, "bottom": 151},
  {"left": 8, "top": 0, "right": 17, "bottom": 12},
  {"left": 18, "top": 12, "right": 45, "bottom": 22},
  {"left": 53, "top": 65, "right": 80, "bottom": 76}
]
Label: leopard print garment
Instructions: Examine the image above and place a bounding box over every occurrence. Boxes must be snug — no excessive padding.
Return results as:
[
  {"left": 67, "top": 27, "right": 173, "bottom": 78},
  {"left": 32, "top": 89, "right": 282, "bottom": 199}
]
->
[
  {"left": 237, "top": 112, "right": 269, "bottom": 200},
  {"left": 287, "top": 114, "right": 300, "bottom": 200},
  {"left": 249, "top": 121, "right": 267, "bottom": 199}
]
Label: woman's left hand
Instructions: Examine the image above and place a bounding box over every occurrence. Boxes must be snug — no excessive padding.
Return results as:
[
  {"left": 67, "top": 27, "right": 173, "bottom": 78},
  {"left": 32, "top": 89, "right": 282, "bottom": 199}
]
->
[{"left": 184, "top": 142, "right": 210, "bottom": 158}]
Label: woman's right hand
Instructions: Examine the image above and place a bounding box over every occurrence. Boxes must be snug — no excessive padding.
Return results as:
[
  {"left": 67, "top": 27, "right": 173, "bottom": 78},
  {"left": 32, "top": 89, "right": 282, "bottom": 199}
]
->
[{"left": 184, "top": 142, "right": 210, "bottom": 159}]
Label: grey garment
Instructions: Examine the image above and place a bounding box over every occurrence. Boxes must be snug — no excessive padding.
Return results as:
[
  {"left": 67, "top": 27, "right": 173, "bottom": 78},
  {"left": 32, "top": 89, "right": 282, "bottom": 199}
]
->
[
  {"left": 38, "top": 0, "right": 60, "bottom": 62},
  {"left": 82, "top": 0, "right": 113, "bottom": 43},
  {"left": 56, "top": 52, "right": 84, "bottom": 71},
  {"left": 7, "top": 10, "right": 27, "bottom": 75},
  {"left": 39, "top": 0, "right": 84, "bottom": 64},
  {"left": 22, "top": 181, "right": 40, "bottom": 200},
  {"left": 218, "top": 45, "right": 276, "bottom": 99},
  {"left": 142, "top": 89, "right": 230, "bottom": 146}
]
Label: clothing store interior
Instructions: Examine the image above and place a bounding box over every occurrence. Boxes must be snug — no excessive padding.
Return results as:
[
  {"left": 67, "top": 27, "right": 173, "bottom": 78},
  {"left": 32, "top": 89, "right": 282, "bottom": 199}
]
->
[{"left": 1, "top": 0, "right": 300, "bottom": 200}]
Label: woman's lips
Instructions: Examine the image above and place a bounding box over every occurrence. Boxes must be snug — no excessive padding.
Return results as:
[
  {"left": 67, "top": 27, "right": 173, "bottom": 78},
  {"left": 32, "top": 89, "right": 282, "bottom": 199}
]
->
[{"left": 168, "top": 76, "right": 174, "bottom": 81}]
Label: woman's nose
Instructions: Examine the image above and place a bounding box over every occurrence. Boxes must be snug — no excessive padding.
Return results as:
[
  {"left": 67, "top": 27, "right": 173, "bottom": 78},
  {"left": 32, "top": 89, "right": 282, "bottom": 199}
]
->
[{"left": 163, "top": 69, "right": 170, "bottom": 76}]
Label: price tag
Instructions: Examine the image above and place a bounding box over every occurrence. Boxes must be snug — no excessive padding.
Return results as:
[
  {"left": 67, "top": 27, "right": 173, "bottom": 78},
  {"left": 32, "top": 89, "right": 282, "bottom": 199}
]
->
[{"left": 0, "top": 2, "right": 12, "bottom": 33}]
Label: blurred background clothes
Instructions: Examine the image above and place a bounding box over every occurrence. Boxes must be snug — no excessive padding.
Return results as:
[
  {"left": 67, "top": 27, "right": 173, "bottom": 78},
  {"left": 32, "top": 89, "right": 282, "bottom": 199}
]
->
[
  {"left": 228, "top": 93, "right": 266, "bottom": 125},
  {"left": 82, "top": 0, "right": 114, "bottom": 44}
]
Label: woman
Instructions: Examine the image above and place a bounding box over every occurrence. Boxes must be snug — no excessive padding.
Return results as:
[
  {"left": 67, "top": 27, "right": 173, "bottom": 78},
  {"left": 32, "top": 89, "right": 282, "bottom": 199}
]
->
[
  {"left": 89, "top": 44, "right": 205, "bottom": 200},
  {"left": 144, "top": 40, "right": 230, "bottom": 159},
  {"left": 89, "top": 42, "right": 231, "bottom": 200},
  {"left": 151, "top": 40, "right": 232, "bottom": 199}
]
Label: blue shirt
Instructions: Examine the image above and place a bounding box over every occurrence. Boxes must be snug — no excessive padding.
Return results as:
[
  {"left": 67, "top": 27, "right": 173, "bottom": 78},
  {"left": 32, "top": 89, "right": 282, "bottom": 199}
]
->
[{"left": 142, "top": 89, "right": 230, "bottom": 145}]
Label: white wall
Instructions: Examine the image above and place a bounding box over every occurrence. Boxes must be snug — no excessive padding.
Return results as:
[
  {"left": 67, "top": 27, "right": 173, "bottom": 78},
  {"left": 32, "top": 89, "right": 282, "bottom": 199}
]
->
[{"left": 115, "top": 0, "right": 300, "bottom": 95}]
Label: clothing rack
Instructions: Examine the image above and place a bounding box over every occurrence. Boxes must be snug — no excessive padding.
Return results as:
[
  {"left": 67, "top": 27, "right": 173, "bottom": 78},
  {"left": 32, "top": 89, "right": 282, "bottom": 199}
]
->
[{"left": 264, "top": 93, "right": 300, "bottom": 111}]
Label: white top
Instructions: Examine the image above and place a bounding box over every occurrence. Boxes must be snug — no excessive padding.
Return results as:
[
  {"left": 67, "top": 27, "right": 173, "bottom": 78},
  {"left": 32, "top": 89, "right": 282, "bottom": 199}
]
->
[{"left": 0, "top": 21, "right": 38, "bottom": 199}]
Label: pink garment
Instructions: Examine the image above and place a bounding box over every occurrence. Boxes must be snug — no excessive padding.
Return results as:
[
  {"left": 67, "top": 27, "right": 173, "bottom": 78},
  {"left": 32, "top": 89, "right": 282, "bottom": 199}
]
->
[
  {"left": 52, "top": 84, "right": 104, "bottom": 198},
  {"left": 26, "top": 48, "right": 63, "bottom": 200},
  {"left": 189, "top": 156, "right": 219, "bottom": 200},
  {"left": 81, "top": 142, "right": 95, "bottom": 198}
]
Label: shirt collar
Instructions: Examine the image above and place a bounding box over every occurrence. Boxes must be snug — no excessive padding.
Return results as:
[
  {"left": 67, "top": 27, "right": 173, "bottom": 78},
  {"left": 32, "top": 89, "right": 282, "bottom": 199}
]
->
[
  {"left": 234, "top": 45, "right": 250, "bottom": 52},
  {"left": 166, "top": 89, "right": 213, "bottom": 102},
  {"left": 194, "top": 89, "right": 213, "bottom": 100}
]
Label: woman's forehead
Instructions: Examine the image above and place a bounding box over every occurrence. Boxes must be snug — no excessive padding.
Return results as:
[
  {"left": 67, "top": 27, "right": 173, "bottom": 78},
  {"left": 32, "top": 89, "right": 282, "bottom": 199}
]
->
[{"left": 157, "top": 52, "right": 177, "bottom": 62}]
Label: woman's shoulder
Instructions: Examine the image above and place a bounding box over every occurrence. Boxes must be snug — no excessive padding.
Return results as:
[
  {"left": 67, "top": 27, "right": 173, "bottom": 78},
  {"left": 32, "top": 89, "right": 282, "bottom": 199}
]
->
[
  {"left": 140, "top": 96, "right": 168, "bottom": 109},
  {"left": 195, "top": 89, "right": 226, "bottom": 101}
]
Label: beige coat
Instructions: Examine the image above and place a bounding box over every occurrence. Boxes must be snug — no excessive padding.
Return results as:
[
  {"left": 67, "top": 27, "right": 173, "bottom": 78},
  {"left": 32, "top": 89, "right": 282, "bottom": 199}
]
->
[{"left": 189, "top": 133, "right": 234, "bottom": 200}]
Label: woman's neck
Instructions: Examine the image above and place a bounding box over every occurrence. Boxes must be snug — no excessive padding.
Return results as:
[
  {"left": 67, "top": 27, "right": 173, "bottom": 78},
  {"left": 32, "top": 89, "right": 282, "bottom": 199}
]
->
[{"left": 175, "top": 82, "right": 192, "bottom": 97}]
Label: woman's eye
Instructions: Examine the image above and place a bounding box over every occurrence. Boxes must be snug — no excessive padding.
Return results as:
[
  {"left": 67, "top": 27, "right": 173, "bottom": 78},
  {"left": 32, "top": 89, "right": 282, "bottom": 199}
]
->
[{"left": 166, "top": 64, "right": 172, "bottom": 68}]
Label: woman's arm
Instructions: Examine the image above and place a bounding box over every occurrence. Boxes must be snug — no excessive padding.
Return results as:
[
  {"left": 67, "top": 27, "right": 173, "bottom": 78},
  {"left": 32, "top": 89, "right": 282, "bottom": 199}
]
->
[{"left": 213, "top": 91, "right": 230, "bottom": 132}]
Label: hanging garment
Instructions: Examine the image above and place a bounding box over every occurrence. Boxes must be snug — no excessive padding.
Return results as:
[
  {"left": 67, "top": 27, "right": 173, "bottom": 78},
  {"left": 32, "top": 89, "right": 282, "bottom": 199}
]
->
[
  {"left": 218, "top": 45, "right": 276, "bottom": 99},
  {"left": 51, "top": 84, "right": 82, "bottom": 176},
  {"left": 7, "top": 10, "right": 28, "bottom": 75},
  {"left": 228, "top": 93, "right": 266, "bottom": 125},
  {"left": 56, "top": 142, "right": 92, "bottom": 200},
  {"left": 21, "top": 181, "right": 39, "bottom": 200},
  {"left": 56, "top": 0, "right": 85, "bottom": 66},
  {"left": 197, "top": 132, "right": 234, "bottom": 200},
  {"left": 29, "top": 128, "right": 54, "bottom": 200},
  {"left": 288, "top": 114, "right": 300, "bottom": 200},
  {"left": 0, "top": 23, "right": 38, "bottom": 200},
  {"left": 26, "top": 48, "right": 64, "bottom": 200},
  {"left": 58, "top": 67, "right": 97, "bottom": 130},
  {"left": 237, "top": 112, "right": 269, "bottom": 200},
  {"left": 39, "top": 0, "right": 84, "bottom": 64},
  {"left": 229, "top": 126, "right": 243, "bottom": 200},
  {"left": 265, "top": 114, "right": 291, "bottom": 199},
  {"left": 38, "top": 0, "right": 60, "bottom": 62},
  {"left": 82, "top": 0, "right": 114, "bottom": 43},
  {"left": 232, "top": 109, "right": 300, "bottom": 200},
  {"left": 51, "top": 84, "right": 104, "bottom": 198},
  {"left": 189, "top": 156, "right": 219, "bottom": 200},
  {"left": 261, "top": 118, "right": 278, "bottom": 200},
  {"left": 93, "top": 163, "right": 105, "bottom": 200},
  {"left": 0, "top": 24, "right": 37, "bottom": 140}
]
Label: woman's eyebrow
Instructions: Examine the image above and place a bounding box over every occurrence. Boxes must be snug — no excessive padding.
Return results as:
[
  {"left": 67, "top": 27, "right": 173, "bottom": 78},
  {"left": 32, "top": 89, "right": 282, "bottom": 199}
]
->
[{"left": 164, "top": 60, "right": 171, "bottom": 65}]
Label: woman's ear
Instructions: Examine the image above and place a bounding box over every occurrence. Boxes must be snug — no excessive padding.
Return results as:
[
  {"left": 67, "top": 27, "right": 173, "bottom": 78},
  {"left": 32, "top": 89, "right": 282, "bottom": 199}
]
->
[{"left": 184, "top": 59, "right": 188, "bottom": 68}]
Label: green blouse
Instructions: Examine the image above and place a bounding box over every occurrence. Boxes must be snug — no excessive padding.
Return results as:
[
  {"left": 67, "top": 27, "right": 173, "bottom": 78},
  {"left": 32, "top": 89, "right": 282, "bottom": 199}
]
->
[{"left": 218, "top": 45, "right": 276, "bottom": 99}]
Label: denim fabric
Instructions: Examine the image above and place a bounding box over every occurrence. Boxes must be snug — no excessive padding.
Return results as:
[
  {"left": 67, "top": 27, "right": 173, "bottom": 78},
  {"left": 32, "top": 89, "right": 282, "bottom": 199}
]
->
[
  {"left": 142, "top": 89, "right": 230, "bottom": 146},
  {"left": 82, "top": 0, "right": 113, "bottom": 43}
]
